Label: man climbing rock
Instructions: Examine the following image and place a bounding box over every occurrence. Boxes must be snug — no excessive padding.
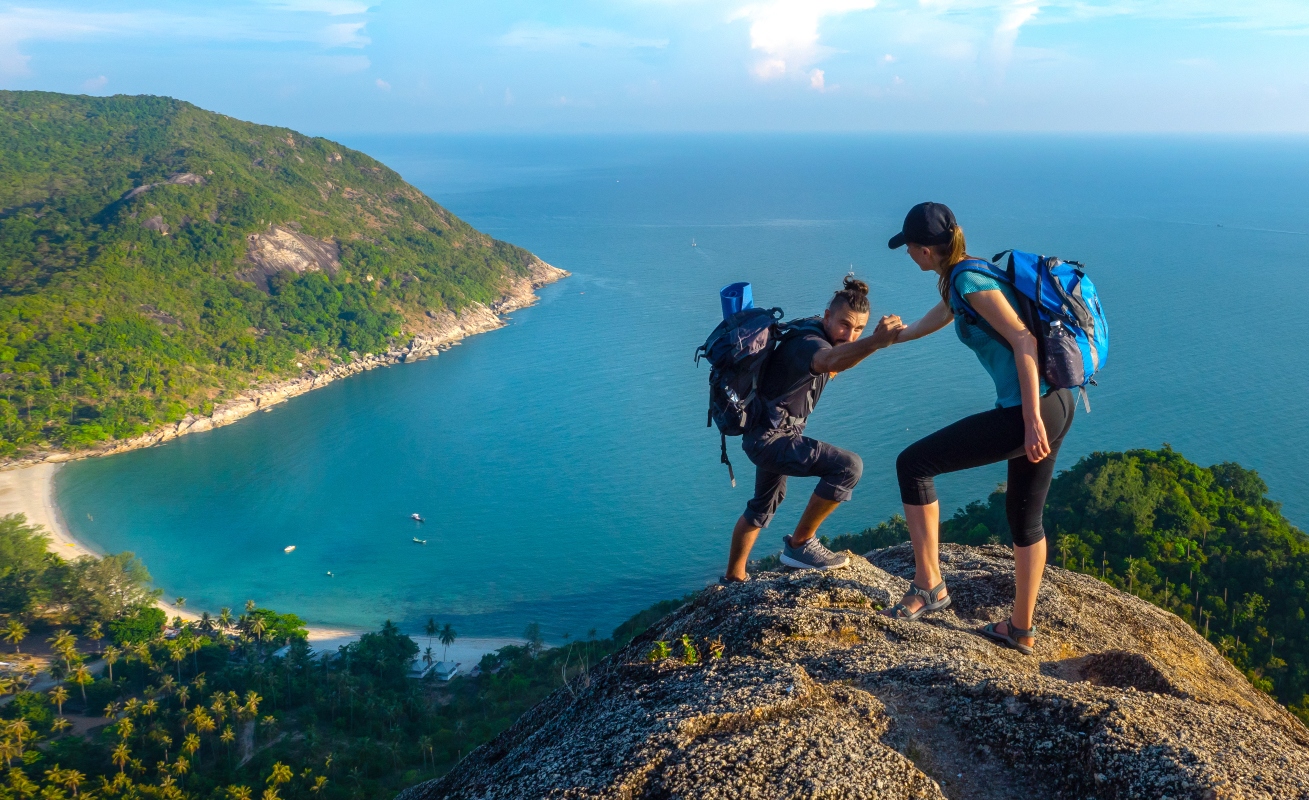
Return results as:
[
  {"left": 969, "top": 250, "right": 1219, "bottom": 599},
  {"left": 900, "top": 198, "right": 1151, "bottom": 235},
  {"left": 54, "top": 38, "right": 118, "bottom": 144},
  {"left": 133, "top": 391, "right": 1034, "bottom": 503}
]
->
[{"left": 723, "top": 277, "right": 904, "bottom": 581}]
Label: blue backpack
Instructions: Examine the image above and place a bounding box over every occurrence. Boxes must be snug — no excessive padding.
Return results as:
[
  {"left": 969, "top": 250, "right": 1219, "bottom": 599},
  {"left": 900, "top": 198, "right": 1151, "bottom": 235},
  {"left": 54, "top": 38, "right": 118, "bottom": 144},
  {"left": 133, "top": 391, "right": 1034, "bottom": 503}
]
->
[{"left": 949, "top": 250, "right": 1109, "bottom": 410}]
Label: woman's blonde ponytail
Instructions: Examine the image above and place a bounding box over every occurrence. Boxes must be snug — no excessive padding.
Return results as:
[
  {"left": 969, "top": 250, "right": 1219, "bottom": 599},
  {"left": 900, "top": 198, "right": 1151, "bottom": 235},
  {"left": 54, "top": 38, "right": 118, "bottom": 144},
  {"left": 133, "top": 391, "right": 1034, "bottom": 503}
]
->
[{"left": 934, "top": 225, "right": 967, "bottom": 302}]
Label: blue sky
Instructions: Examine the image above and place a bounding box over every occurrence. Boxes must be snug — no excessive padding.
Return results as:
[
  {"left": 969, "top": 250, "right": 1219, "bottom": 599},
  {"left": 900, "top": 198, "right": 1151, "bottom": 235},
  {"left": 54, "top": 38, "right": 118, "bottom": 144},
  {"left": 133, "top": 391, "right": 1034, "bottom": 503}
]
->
[{"left": 3, "top": 0, "right": 1308, "bottom": 134}]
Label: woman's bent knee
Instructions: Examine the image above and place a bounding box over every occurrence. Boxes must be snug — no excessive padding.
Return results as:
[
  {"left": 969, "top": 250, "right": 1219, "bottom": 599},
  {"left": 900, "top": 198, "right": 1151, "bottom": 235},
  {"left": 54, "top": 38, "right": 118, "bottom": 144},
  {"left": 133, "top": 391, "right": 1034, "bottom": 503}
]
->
[{"left": 896, "top": 447, "right": 936, "bottom": 506}]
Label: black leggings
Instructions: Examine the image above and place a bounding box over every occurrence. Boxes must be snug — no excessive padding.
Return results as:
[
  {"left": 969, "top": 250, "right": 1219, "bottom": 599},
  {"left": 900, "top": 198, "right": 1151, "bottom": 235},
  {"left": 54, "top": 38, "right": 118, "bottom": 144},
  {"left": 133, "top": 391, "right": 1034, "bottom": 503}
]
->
[{"left": 896, "top": 389, "right": 1075, "bottom": 547}]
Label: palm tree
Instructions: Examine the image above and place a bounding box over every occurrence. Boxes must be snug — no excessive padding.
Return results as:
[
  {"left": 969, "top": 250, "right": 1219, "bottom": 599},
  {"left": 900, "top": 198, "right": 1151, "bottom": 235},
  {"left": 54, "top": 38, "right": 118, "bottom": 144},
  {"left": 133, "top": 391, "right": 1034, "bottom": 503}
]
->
[
  {"left": 226, "top": 786, "right": 252, "bottom": 800},
  {"left": 1057, "top": 535, "right": 1074, "bottom": 569},
  {"left": 423, "top": 647, "right": 435, "bottom": 672},
  {"left": 310, "top": 776, "right": 328, "bottom": 795},
  {"left": 187, "top": 635, "right": 204, "bottom": 673},
  {"left": 175, "top": 597, "right": 186, "bottom": 609},
  {"left": 170, "top": 643, "right": 186, "bottom": 679},
  {"left": 218, "top": 607, "right": 234, "bottom": 634},
  {"left": 438, "top": 624, "right": 457, "bottom": 662},
  {"left": 112, "top": 743, "right": 130, "bottom": 774},
  {"left": 48, "top": 630, "right": 76, "bottom": 672},
  {"left": 49, "top": 717, "right": 71, "bottom": 735},
  {"left": 71, "top": 665, "right": 93, "bottom": 704},
  {"left": 50, "top": 685, "right": 69, "bottom": 716},
  {"left": 60, "top": 768, "right": 85, "bottom": 796},
  {"left": 244, "top": 600, "right": 257, "bottom": 615},
  {"left": 86, "top": 621, "right": 104, "bottom": 655},
  {"left": 6, "top": 719, "right": 31, "bottom": 759},
  {"left": 424, "top": 618, "right": 437, "bottom": 651},
  {"left": 3, "top": 620, "right": 26, "bottom": 653},
  {"left": 103, "top": 645, "right": 120, "bottom": 682}
]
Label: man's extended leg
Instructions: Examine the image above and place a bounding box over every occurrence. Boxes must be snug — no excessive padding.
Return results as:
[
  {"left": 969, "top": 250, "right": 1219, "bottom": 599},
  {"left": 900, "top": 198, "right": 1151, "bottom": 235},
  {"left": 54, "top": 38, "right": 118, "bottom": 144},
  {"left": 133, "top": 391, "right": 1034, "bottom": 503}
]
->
[
  {"left": 725, "top": 516, "right": 761, "bottom": 582},
  {"left": 725, "top": 454, "right": 786, "bottom": 581}
]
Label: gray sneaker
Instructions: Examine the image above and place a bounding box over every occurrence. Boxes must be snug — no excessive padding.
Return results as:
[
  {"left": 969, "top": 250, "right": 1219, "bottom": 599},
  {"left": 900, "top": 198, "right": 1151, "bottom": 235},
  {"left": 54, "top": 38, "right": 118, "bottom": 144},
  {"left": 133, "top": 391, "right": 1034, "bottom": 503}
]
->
[{"left": 780, "top": 535, "right": 850, "bottom": 571}]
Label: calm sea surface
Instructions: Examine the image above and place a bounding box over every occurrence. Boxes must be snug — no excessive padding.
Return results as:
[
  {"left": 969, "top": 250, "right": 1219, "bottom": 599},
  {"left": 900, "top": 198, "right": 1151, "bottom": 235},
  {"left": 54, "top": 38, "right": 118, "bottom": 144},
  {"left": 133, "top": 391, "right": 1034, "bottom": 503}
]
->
[{"left": 56, "top": 136, "right": 1309, "bottom": 640}]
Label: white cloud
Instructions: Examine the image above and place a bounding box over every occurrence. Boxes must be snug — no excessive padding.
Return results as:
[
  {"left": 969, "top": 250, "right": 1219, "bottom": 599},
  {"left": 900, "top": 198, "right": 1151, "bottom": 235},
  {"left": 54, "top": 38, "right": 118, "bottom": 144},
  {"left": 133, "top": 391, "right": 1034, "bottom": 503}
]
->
[
  {"left": 375, "top": 78, "right": 390, "bottom": 91},
  {"left": 731, "top": 0, "right": 877, "bottom": 85},
  {"left": 990, "top": 0, "right": 1043, "bottom": 73},
  {"left": 263, "top": 0, "right": 370, "bottom": 15},
  {"left": 809, "top": 68, "right": 826, "bottom": 90},
  {"left": 318, "top": 21, "right": 369, "bottom": 47},
  {"left": 81, "top": 74, "right": 106, "bottom": 91},
  {"left": 498, "top": 24, "right": 669, "bottom": 51},
  {"left": 0, "top": 4, "right": 373, "bottom": 79}
]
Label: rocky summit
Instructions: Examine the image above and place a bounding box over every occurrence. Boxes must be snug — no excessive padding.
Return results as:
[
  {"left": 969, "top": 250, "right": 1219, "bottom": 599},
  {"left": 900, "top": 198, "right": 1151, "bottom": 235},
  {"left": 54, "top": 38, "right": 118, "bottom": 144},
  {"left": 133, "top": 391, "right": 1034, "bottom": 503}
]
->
[{"left": 401, "top": 544, "right": 1309, "bottom": 800}]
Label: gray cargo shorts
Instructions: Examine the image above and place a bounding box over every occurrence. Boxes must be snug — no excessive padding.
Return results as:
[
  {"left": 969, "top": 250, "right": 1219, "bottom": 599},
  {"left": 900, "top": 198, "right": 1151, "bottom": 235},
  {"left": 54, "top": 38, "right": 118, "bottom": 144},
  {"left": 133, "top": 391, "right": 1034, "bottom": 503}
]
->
[{"left": 741, "top": 429, "right": 863, "bottom": 528}]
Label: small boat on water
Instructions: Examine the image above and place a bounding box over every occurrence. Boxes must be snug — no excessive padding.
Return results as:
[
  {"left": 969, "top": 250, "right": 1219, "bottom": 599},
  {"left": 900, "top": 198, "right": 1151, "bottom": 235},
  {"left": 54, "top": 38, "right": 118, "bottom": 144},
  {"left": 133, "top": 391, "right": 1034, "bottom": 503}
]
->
[
  {"left": 325, "top": 571, "right": 334, "bottom": 577},
  {"left": 284, "top": 545, "right": 296, "bottom": 553},
  {"left": 411, "top": 513, "right": 425, "bottom": 523},
  {"left": 691, "top": 238, "right": 697, "bottom": 247},
  {"left": 412, "top": 537, "right": 427, "bottom": 545}
]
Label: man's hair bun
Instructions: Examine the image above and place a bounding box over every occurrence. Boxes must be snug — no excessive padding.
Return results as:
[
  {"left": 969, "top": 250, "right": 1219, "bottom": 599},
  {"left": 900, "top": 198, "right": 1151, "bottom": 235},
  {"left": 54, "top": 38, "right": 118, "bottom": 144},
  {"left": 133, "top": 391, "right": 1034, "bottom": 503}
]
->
[{"left": 830, "top": 275, "right": 871, "bottom": 314}]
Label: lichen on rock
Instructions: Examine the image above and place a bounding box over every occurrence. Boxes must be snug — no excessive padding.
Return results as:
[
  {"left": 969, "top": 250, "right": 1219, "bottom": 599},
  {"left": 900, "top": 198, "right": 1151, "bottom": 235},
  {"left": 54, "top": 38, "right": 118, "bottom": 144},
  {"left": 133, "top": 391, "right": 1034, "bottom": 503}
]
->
[{"left": 401, "top": 543, "right": 1309, "bottom": 800}]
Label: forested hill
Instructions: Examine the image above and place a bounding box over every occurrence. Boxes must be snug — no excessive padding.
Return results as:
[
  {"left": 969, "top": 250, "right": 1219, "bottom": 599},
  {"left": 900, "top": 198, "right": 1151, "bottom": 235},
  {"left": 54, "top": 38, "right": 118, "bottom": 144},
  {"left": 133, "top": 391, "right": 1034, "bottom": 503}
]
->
[{"left": 0, "top": 91, "right": 548, "bottom": 457}]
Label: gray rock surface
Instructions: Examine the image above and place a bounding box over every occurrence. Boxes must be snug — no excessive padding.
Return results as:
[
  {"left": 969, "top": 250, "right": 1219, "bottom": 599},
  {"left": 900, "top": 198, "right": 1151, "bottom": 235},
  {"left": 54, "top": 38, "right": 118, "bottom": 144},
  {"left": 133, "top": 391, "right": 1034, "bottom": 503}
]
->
[{"left": 401, "top": 543, "right": 1309, "bottom": 800}]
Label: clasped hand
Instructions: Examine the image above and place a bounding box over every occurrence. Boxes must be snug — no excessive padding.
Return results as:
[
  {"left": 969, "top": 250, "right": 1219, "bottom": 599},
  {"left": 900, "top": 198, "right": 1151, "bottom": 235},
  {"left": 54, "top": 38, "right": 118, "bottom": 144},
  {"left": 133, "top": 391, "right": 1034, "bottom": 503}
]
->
[{"left": 870, "top": 315, "right": 905, "bottom": 348}]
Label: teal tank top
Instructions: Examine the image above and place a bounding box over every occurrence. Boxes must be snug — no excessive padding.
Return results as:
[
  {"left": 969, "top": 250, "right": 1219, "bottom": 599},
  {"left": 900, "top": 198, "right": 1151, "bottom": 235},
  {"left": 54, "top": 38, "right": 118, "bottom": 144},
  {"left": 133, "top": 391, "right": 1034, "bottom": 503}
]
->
[{"left": 951, "top": 269, "right": 1048, "bottom": 409}]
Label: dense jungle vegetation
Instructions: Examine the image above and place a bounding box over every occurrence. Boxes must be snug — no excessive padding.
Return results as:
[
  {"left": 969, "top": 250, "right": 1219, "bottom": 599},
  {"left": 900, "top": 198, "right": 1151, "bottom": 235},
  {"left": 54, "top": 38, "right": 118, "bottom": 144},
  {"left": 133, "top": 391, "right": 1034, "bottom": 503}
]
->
[
  {"left": 817, "top": 446, "right": 1309, "bottom": 723},
  {"left": 0, "top": 91, "right": 541, "bottom": 457},
  {"left": 0, "top": 513, "right": 666, "bottom": 799}
]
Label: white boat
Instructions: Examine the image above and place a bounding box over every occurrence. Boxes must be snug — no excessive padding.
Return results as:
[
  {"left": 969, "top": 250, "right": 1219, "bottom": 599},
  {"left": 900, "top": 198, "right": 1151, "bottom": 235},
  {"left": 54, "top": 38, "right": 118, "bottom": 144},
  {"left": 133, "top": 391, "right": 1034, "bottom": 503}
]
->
[
  {"left": 691, "top": 238, "right": 697, "bottom": 247},
  {"left": 284, "top": 545, "right": 296, "bottom": 553},
  {"left": 411, "top": 513, "right": 425, "bottom": 523},
  {"left": 412, "top": 537, "right": 427, "bottom": 545}
]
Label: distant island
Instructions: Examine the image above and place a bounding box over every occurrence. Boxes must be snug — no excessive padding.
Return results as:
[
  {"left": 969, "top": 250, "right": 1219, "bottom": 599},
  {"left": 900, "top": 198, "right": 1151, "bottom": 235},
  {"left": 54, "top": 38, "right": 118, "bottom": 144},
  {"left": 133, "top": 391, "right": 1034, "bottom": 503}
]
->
[{"left": 0, "top": 91, "right": 566, "bottom": 465}]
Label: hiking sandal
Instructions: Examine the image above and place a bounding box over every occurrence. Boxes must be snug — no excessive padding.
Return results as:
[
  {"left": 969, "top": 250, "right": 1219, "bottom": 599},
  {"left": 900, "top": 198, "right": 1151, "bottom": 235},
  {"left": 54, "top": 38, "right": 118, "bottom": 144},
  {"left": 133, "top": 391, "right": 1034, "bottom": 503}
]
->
[
  {"left": 719, "top": 574, "right": 752, "bottom": 585},
  {"left": 885, "top": 580, "right": 951, "bottom": 621},
  {"left": 981, "top": 620, "right": 1037, "bottom": 656}
]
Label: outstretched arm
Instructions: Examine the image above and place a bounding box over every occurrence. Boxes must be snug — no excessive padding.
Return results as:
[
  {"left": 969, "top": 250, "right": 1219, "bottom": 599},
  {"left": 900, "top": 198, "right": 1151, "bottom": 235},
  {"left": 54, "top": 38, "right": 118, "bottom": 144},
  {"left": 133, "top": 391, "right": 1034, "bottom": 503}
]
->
[
  {"left": 894, "top": 300, "right": 953, "bottom": 343},
  {"left": 966, "top": 290, "right": 1048, "bottom": 463},
  {"left": 811, "top": 315, "right": 905, "bottom": 375}
]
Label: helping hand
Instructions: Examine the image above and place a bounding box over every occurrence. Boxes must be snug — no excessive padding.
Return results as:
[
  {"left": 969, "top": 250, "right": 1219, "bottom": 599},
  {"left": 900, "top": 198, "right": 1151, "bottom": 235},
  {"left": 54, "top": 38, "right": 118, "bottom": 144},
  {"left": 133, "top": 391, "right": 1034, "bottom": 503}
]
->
[{"left": 870, "top": 315, "right": 906, "bottom": 349}]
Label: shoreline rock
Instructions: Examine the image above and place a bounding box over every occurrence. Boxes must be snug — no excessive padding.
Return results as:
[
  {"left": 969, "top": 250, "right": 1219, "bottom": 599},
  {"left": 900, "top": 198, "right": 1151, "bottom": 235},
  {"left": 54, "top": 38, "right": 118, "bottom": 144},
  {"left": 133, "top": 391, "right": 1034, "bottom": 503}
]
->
[
  {"left": 402, "top": 543, "right": 1309, "bottom": 800},
  {"left": 0, "top": 258, "right": 568, "bottom": 471}
]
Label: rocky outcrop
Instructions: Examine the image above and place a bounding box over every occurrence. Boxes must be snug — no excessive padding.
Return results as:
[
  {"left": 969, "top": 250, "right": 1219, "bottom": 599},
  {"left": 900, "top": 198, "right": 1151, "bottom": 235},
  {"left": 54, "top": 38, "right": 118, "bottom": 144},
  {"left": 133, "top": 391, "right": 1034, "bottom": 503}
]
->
[
  {"left": 402, "top": 544, "right": 1309, "bottom": 800},
  {"left": 239, "top": 225, "right": 342, "bottom": 290},
  {"left": 120, "top": 172, "right": 206, "bottom": 201},
  {"left": 0, "top": 258, "right": 567, "bottom": 469}
]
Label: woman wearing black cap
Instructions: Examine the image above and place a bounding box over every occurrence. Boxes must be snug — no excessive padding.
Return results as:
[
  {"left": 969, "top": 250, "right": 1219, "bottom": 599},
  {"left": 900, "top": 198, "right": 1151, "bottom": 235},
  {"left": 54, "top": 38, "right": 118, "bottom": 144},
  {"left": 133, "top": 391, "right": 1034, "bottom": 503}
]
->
[{"left": 880, "top": 202, "right": 1075, "bottom": 656}]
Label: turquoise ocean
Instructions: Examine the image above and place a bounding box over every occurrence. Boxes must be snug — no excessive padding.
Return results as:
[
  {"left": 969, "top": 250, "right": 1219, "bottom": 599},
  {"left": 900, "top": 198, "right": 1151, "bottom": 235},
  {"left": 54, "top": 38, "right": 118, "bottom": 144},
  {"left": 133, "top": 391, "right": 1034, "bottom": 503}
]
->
[{"left": 55, "top": 136, "right": 1309, "bottom": 640}]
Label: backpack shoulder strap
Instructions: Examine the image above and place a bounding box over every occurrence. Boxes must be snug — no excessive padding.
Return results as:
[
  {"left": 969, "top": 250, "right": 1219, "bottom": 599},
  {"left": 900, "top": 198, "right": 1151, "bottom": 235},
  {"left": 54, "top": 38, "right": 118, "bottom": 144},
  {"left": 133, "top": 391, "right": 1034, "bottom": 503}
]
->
[{"left": 947, "top": 257, "right": 1011, "bottom": 324}]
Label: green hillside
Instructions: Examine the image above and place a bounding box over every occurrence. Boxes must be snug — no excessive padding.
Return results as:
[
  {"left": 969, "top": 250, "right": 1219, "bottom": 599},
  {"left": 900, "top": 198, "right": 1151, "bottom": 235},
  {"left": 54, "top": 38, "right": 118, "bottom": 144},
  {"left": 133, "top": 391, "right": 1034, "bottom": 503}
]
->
[{"left": 0, "top": 91, "right": 543, "bottom": 457}]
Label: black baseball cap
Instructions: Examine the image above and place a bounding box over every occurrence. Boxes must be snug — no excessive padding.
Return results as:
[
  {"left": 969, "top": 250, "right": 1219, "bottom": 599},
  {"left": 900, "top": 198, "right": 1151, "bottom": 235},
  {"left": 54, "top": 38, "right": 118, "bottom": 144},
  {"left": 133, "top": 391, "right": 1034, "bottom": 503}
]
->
[{"left": 887, "top": 202, "right": 957, "bottom": 249}]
